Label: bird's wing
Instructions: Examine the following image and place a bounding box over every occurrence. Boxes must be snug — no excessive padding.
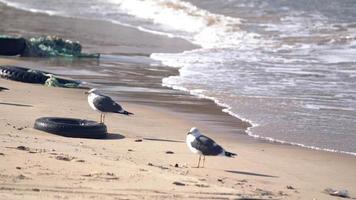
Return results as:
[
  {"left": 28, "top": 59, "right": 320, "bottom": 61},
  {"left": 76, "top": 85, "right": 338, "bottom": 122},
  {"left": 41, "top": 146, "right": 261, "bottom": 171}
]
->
[
  {"left": 191, "top": 135, "right": 223, "bottom": 156},
  {"left": 92, "top": 95, "right": 123, "bottom": 113}
]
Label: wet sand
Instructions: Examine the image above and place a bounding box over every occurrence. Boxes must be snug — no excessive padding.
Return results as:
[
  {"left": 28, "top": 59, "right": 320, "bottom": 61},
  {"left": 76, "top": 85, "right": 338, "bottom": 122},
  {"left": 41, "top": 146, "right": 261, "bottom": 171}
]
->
[
  {"left": 1, "top": 3, "right": 356, "bottom": 200},
  {"left": 1, "top": 66, "right": 356, "bottom": 200}
]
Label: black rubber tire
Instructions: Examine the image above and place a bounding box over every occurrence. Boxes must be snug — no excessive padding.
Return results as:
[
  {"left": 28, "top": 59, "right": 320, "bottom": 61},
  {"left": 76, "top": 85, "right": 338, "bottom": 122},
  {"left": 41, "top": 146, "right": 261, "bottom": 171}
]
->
[
  {"left": 34, "top": 117, "right": 108, "bottom": 139},
  {"left": 0, "top": 65, "right": 48, "bottom": 84},
  {"left": 0, "top": 37, "right": 27, "bottom": 56}
]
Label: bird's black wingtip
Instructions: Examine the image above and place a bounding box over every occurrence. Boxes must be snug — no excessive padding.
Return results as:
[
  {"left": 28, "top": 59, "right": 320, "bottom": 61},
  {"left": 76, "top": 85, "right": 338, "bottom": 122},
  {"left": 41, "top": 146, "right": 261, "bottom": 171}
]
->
[
  {"left": 123, "top": 111, "right": 134, "bottom": 115},
  {"left": 0, "top": 87, "right": 9, "bottom": 91},
  {"left": 225, "top": 151, "right": 237, "bottom": 157}
]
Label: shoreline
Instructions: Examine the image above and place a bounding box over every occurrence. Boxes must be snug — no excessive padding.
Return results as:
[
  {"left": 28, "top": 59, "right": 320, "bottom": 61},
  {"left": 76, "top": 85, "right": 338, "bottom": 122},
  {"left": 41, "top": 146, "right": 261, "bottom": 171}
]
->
[
  {"left": 1, "top": 72, "right": 356, "bottom": 199},
  {"left": 1, "top": 4, "right": 356, "bottom": 199}
]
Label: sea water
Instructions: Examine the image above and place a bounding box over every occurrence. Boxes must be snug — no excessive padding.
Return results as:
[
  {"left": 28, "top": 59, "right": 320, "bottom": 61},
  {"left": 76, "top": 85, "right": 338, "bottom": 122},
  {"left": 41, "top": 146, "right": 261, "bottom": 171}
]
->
[{"left": 2, "top": 0, "right": 356, "bottom": 155}]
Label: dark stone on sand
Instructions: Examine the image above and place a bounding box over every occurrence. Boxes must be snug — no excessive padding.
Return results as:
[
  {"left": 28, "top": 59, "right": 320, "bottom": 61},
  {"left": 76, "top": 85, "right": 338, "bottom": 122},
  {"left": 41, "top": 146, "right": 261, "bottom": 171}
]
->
[
  {"left": 134, "top": 139, "right": 143, "bottom": 142},
  {"left": 16, "top": 167, "right": 21, "bottom": 170},
  {"left": 32, "top": 188, "right": 40, "bottom": 192},
  {"left": 16, "top": 146, "right": 29, "bottom": 151},
  {"left": 165, "top": 151, "right": 174, "bottom": 154},
  {"left": 147, "top": 163, "right": 153, "bottom": 166},
  {"left": 17, "top": 174, "right": 27, "bottom": 180},
  {"left": 195, "top": 184, "right": 209, "bottom": 188},
  {"left": 174, "top": 163, "right": 179, "bottom": 168},
  {"left": 287, "top": 185, "right": 295, "bottom": 190},
  {"left": 55, "top": 155, "right": 73, "bottom": 161},
  {"left": 172, "top": 181, "right": 186, "bottom": 186},
  {"left": 0, "top": 153, "right": 4, "bottom": 156}
]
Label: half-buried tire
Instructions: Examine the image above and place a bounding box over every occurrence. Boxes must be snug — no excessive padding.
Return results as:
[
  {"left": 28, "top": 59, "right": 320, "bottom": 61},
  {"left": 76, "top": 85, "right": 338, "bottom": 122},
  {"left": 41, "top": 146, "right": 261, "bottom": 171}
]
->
[
  {"left": 0, "top": 66, "right": 48, "bottom": 84},
  {"left": 34, "top": 117, "right": 108, "bottom": 139}
]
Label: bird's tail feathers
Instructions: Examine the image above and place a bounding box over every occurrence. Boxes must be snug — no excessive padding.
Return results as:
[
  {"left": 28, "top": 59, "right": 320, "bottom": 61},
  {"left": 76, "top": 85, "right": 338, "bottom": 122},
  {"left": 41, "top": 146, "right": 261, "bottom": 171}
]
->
[{"left": 225, "top": 151, "right": 237, "bottom": 157}]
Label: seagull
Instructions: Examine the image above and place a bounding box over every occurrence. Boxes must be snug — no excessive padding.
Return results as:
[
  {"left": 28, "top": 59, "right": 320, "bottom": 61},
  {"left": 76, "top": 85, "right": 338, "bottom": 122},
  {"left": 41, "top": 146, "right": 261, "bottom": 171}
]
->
[
  {"left": 186, "top": 127, "right": 237, "bottom": 168},
  {"left": 85, "top": 88, "right": 133, "bottom": 124},
  {"left": 0, "top": 87, "right": 9, "bottom": 92}
]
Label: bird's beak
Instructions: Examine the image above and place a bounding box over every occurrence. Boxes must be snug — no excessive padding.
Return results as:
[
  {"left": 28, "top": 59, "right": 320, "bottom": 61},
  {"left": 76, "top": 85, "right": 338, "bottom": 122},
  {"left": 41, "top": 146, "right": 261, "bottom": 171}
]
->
[{"left": 187, "top": 132, "right": 191, "bottom": 135}]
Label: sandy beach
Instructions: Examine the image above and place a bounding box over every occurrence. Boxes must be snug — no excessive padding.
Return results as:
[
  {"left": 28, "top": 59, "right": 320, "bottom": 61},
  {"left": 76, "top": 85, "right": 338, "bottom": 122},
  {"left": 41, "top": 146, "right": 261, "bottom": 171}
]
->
[
  {"left": 1, "top": 62, "right": 356, "bottom": 200},
  {"left": 1, "top": 2, "right": 356, "bottom": 200}
]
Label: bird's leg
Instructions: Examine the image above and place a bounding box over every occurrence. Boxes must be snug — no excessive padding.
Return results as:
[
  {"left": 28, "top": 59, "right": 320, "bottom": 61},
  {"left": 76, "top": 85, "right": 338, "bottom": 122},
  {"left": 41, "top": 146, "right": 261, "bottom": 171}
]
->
[
  {"left": 103, "top": 114, "right": 106, "bottom": 124},
  {"left": 202, "top": 156, "right": 206, "bottom": 168},
  {"left": 197, "top": 155, "right": 201, "bottom": 168},
  {"left": 100, "top": 114, "right": 103, "bottom": 123}
]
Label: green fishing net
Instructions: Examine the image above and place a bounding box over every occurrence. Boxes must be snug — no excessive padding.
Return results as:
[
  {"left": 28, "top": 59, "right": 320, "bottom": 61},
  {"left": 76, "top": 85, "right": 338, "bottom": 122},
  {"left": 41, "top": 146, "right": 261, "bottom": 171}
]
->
[
  {"left": 44, "top": 74, "right": 80, "bottom": 88},
  {"left": 22, "top": 35, "right": 99, "bottom": 58}
]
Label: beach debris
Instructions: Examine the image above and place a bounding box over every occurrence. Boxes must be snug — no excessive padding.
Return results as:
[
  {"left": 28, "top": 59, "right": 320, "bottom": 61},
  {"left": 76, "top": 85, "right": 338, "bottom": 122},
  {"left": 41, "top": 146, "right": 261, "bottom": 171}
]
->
[
  {"left": 0, "top": 65, "right": 81, "bottom": 88},
  {"left": 76, "top": 159, "right": 86, "bottom": 163},
  {"left": 172, "top": 181, "right": 186, "bottom": 186},
  {"left": 16, "top": 146, "right": 30, "bottom": 151},
  {"left": 16, "top": 174, "right": 28, "bottom": 180},
  {"left": 147, "top": 162, "right": 169, "bottom": 170},
  {"left": 324, "top": 188, "right": 350, "bottom": 198},
  {"left": 0, "top": 35, "right": 99, "bottom": 58},
  {"left": 106, "top": 172, "right": 114, "bottom": 176},
  {"left": 32, "top": 188, "right": 40, "bottom": 192},
  {"left": 82, "top": 172, "right": 119, "bottom": 180},
  {"left": 0, "top": 153, "right": 4, "bottom": 156},
  {"left": 174, "top": 163, "right": 179, "bottom": 168},
  {"left": 255, "top": 188, "right": 274, "bottom": 196},
  {"left": 217, "top": 178, "right": 224, "bottom": 183},
  {"left": 134, "top": 139, "right": 143, "bottom": 142},
  {"left": 165, "top": 151, "right": 174, "bottom": 154},
  {"left": 0, "top": 35, "right": 26, "bottom": 56},
  {"left": 45, "top": 74, "right": 80, "bottom": 88},
  {"left": 16, "top": 126, "right": 28, "bottom": 131},
  {"left": 16, "top": 167, "right": 21, "bottom": 170},
  {"left": 55, "top": 155, "right": 74, "bottom": 161},
  {"left": 287, "top": 185, "right": 295, "bottom": 190},
  {"left": 278, "top": 191, "right": 288, "bottom": 196},
  {"left": 128, "top": 149, "right": 133, "bottom": 152},
  {"left": 24, "top": 35, "right": 100, "bottom": 58},
  {"left": 195, "top": 183, "right": 209, "bottom": 188}
]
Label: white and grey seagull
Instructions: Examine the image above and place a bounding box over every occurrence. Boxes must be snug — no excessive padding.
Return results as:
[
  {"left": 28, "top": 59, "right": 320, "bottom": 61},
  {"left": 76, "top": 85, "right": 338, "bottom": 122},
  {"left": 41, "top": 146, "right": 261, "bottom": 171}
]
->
[
  {"left": 186, "top": 127, "right": 237, "bottom": 168},
  {"left": 85, "top": 88, "right": 133, "bottom": 124}
]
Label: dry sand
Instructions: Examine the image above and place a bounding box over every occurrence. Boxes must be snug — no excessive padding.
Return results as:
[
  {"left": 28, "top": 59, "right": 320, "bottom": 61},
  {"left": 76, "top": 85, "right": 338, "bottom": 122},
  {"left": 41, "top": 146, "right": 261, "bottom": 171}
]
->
[{"left": 1, "top": 72, "right": 356, "bottom": 200}]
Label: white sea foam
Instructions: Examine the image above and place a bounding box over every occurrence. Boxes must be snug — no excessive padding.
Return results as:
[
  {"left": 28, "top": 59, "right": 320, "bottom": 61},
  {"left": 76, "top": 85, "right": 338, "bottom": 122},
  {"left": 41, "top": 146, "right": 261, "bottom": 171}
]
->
[{"left": 0, "top": 0, "right": 59, "bottom": 15}]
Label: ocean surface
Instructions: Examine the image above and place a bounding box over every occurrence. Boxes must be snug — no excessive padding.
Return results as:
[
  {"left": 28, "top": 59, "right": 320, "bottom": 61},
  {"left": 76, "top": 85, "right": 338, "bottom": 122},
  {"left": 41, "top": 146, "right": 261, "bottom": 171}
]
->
[{"left": 1, "top": 0, "right": 356, "bottom": 155}]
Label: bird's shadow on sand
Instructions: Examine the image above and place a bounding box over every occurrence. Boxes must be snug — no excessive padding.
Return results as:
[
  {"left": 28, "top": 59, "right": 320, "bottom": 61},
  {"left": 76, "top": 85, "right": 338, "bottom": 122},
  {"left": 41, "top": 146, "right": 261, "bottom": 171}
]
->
[
  {"left": 225, "top": 170, "right": 278, "bottom": 178},
  {"left": 143, "top": 137, "right": 184, "bottom": 143},
  {"left": 0, "top": 102, "right": 33, "bottom": 107},
  {"left": 103, "top": 133, "right": 125, "bottom": 140}
]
